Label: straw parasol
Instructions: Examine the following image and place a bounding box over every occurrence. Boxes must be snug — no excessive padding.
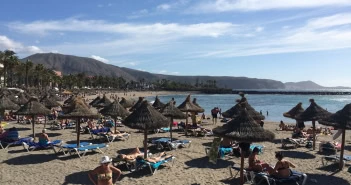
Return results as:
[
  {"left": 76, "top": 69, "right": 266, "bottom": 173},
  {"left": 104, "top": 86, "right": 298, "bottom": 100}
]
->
[
  {"left": 89, "top": 96, "right": 101, "bottom": 106},
  {"left": 222, "top": 99, "right": 241, "bottom": 118},
  {"left": 222, "top": 98, "right": 265, "bottom": 121},
  {"left": 129, "top": 97, "right": 144, "bottom": 112},
  {"left": 213, "top": 105, "right": 275, "bottom": 185},
  {"left": 296, "top": 99, "right": 331, "bottom": 150},
  {"left": 177, "top": 94, "right": 205, "bottom": 135},
  {"left": 119, "top": 97, "right": 134, "bottom": 109},
  {"left": 99, "top": 100, "right": 130, "bottom": 133},
  {"left": 59, "top": 96, "right": 99, "bottom": 146},
  {"left": 49, "top": 94, "right": 61, "bottom": 102},
  {"left": 192, "top": 98, "right": 205, "bottom": 112},
  {"left": 40, "top": 95, "right": 61, "bottom": 109},
  {"left": 160, "top": 101, "right": 187, "bottom": 141},
  {"left": 319, "top": 103, "right": 351, "bottom": 170},
  {"left": 152, "top": 96, "right": 165, "bottom": 109},
  {"left": 16, "top": 93, "right": 28, "bottom": 105},
  {"left": 124, "top": 100, "right": 169, "bottom": 159},
  {"left": 93, "top": 94, "right": 112, "bottom": 108},
  {"left": 14, "top": 97, "right": 51, "bottom": 140},
  {"left": 283, "top": 102, "right": 305, "bottom": 128},
  {"left": 64, "top": 95, "right": 76, "bottom": 105}
]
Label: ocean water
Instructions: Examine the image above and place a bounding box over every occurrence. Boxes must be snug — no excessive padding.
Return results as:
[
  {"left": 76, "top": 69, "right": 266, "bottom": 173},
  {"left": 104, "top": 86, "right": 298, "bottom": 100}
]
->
[{"left": 145, "top": 93, "right": 351, "bottom": 125}]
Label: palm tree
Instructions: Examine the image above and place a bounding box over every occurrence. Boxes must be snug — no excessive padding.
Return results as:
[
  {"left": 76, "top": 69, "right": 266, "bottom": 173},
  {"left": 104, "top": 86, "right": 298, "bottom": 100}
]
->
[
  {"left": 25, "top": 60, "right": 33, "bottom": 88},
  {"left": 0, "top": 50, "right": 16, "bottom": 87},
  {"left": 34, "top": 64, "right": 44, "bottom": 89},
  {"left": 7, "top": 55, "right": 20, "bottom": 87}
]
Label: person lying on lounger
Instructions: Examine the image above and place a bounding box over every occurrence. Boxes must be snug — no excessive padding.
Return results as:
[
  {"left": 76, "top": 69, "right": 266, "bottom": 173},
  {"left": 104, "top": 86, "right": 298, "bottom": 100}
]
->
[
  {"left": 116, "top": 147, "right": 145, "bottom": 160},
  {"left": 144, "top": 152, "right": 172, "bottom": 163},
  {"left": 89, "top": 156, "right": 121, "bottom": 185}
]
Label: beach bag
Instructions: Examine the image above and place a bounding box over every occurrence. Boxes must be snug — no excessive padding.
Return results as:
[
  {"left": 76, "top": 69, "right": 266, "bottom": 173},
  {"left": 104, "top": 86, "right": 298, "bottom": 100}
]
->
[{"left": 305, "top": 141, "right": 312, "bottom": 148}]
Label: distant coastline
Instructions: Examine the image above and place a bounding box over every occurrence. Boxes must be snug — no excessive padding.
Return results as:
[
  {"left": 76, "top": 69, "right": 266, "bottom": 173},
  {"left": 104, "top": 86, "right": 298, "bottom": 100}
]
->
[{"left": 232, "top": 89, "right": 351, "bottom": 95}]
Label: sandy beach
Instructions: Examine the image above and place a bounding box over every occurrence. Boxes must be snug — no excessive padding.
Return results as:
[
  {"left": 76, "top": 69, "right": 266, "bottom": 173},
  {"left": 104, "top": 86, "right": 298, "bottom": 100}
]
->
[{"left": 1, "top": 91, "right": 351, "bottom": 185}]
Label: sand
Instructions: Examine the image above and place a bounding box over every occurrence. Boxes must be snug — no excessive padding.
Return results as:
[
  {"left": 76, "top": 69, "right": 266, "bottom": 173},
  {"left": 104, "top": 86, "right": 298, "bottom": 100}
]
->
[{"left": 1, "top": 91, "right": 351, "bottom": 185}]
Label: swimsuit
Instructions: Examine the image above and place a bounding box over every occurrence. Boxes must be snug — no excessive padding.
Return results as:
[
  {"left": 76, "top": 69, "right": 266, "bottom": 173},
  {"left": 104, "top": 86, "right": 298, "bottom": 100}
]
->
[{"left": 98, "top": 172, "right": 112, "bottom": 180}]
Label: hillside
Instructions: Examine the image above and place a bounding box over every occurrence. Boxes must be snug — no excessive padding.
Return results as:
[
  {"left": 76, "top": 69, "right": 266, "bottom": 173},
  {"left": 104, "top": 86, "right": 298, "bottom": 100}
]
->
[
  {"left": 284, "top": 81, "right": 351, "bottom": 90},
  {"left": 22, "top": 53, "right": 285, "bottom": 89}
]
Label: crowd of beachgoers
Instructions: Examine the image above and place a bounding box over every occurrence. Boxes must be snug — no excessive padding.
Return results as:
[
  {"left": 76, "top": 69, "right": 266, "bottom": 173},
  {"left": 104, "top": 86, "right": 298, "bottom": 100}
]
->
[{"left": 0, "top": 90, "right": 350, "bottom": 185}]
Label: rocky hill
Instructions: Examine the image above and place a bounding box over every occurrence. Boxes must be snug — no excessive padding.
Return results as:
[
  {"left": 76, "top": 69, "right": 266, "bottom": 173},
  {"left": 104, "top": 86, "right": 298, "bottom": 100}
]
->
[{"left": 21, "top": 53, "right": 288, "bottom": 89}]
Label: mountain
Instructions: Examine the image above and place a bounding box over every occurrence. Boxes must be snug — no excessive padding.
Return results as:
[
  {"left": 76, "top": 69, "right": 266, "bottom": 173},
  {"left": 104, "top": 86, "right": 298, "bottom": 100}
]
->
[
  {"left": 284, "top": 81, "right": 351, "bottom": 90},
  {"left": 22, "top": 53, "right": 285, "bottom": 89}
]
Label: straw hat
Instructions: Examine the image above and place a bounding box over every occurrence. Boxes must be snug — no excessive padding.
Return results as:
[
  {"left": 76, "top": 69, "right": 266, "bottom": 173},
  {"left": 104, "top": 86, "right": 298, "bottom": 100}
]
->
[{"left": 100, "top": 156, "right": 112, "bottom": 164}]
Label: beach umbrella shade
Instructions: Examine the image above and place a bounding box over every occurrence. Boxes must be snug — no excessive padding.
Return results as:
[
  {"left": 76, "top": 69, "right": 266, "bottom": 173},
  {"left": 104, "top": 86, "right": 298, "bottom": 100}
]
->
[
  {"left": 93, "top": 94, "right": 112, "bottom": 108},
  {"left": 16, "top": 93, "right": 28, "bottom": 105},
  {"left": 129, "top": 97, "right": 144, "bottom": 112},
  {"left": 119, "top": 97, "right": 134, "bottom": 109},
  {"left": 296, "top": 99, "right": 331, "bottom": 150},
  {"left": 222, "top": 98, "right": 265, "bottom": 121},
  {"left": 177, "top": 94, "right": 205, "bottom": 135},
  {"left": 89, "top": 96, "right": 101, "bottom": 106},
  {"left": 152, "top": 96, "right": 165, "bottom": 109},
  {"left": 192, "top": 98, "right": 205, "bottom": 113},
  {"left": 99, "top": 100, "right": 130, "bottom": 133},
  {"left": 14, "top": 97, "right": 51, "bottom": 140},
  {"left": 0, "top": 95, "right": 20, "bottom": 120},
  {"left": 40, "top": 95, "right": 61, "bottom": 109},
  {"left": 64, "top": 95, "right": 76, "bottom": 105},
  {"left": 319, "top": 103, "right": 351, "bottom": 170},
  {"left": 49, "top": 94, "right": 61, "bottom": 102},
  {"left": 222, "top": 99, "right": 241, "bottom": 118},
  {"left": 283, "top": 102, "right": 305, "bottom": 128},
  {"left": 124, "top": 100, "right": 169, "bottom": 159},
  {"left": 160, "top": 101, "right": 187, "bottom": 141},
  {"left": 213, "top": 106, "right": 275, "bottom": 185},
  {"left": 59, "top": 96, "right": 99, "bottom": 146}
]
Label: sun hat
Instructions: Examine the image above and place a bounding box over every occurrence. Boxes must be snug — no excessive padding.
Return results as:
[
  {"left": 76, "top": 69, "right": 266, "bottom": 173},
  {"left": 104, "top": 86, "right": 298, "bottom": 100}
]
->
[{"left": 100, "top": 156, "right": 112, "bottom": 164}]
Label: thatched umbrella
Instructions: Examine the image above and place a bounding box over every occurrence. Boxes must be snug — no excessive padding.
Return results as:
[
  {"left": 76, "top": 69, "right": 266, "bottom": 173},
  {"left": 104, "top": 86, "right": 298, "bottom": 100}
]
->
[
  {"left": 58, "top": 97, "right": 99, "bottom": 146},
  {"left": 40, "top": 95, "right": 61, "bottom": 109},
  {"left": 93, "top": 94, "right": 112, "bottom": 108},
  {"left": 119, "top": 97, "right": 134, "bottom": 109},
  {"left": 129, "top": 97, "right": 144, "bottom": 112},
  {"left": 14, "top": 97, "right": 51, "bottom": 140},
  {"left": 222, "top": 98, "right": 265, "bottom": 121},
  {"left": 192, "top": 98, "right": 205, "bottom": 112},
  {"left": 283, "top": 102, "right": 305, "bottom": 128},
  {"left": 296, "top": 99, "right": 331, "bottom": 150},
  {"left": 213, "top": 105, "right": 275, "bottom": 185},
  {"left": 64, "top": 95, "right": 76, "bottom": 105},
  {"left": 222, "top": 99, "right": 241, "bottom": 118},
  {"left": 319, "top": 103, "right": 351, "bottom": 170},
  {"left": 177, "top": 94, "right": 205, "bottom": 135},
  {"left": 16, "top": 93, "right": 28, "bottom": 105},
  {"left": 49, "top": 94, "right": 61, "bottom": 102},
  {"left": 160, "top": 101, "right": 187, "bottom": 141},
  {"left": 99, "top": 100, "right": 130, "bottom": 133},
  {"left": 152, "top": 96, "right": 165, "bottom": 109},
  {"left": 124, "top": 100, "right": 169, "bottom": 159},
  {"left": 0, "top": 95, "right": 20, "bottom": 120},
  {"left": 89, "top": 96, "right": 101, "bottom": 106}
]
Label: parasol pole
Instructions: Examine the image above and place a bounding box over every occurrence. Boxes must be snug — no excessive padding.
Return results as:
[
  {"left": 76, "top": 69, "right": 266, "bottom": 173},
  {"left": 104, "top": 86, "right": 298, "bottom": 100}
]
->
[
  {"left": 32, "top": 115, "right": 36, "bottom": 140},
  {"left": 77, "top": 118, "right": 81, "bottom": 147},
  {"left": 144, "top": 128, "right": 148, "bottom": 159},
  {"left": 114, "top": 117, "right": 117, "bottom": 134},
  {"left": 240, "top": 148, "right": 244, "bottom": 185},
  {"left": 185, "top": 111, "right": 188, "bottom": 136},
  {"left": 170, "top": 117, "right": 173, "bottom": 141},
  {"left": 312, "top": 120, "right": 316, "bottom": 150},
  {"left": 339, "top": 128, "right": 346, "bottom": 170}
]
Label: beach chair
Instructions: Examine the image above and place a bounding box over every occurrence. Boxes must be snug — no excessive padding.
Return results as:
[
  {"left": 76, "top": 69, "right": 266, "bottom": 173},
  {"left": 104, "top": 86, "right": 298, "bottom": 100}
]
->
[
  {"left": 88, "top": 127, "right": 111, "bottom": 140},
  {"left": 151, "top": 138, "right": 191, "bottom": 150},
  {"left": 229, "top": 165, "right": 307, "bottom": 185},
  {"left": 23, "top": 140, "right": 62, "bottom": 152},
  {"left": 135, "top": 155, "right": 176, "bottom": 175},
  {"left": 102, "top": 132, "right": 130, "bottom": 143},
  {"left": 281, "top": 138, "right": 307, "bottom": 149},
  {"left": 53, "top": 142, "right": 92, "bottom": 155},
  {"left": 0, "top": 137, "right": 33, "bottom": 150},
  {"left": 321, "top": 155, "right": 351, "bottom": 167},
  {"left": 71, "top": 143, "right": 109, "bottom": 158},
  {"left": 113, "top": 150, "right": 151, "bottom": 171}
]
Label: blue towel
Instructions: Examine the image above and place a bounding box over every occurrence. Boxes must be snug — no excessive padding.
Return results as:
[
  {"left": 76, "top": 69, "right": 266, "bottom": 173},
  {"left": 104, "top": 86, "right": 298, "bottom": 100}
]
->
[
  {"left": 76, "top": 143, "right": 106, "bottom": 151},
  {"left": 219, "top": 147, "right": 233, "bottom": 158},
  {"left": 62, "top": 142, "right": 91, "bottom": 149},
  {"left": 250, "top": 144, "right": 264, "bottom": 154},
  {"left": 91, "top": 128, "right": 110, "bottom": 135}
]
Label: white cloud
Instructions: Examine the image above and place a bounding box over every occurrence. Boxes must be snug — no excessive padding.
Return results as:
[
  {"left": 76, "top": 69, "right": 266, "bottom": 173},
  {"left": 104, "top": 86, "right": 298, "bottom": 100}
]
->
[
  {"left": 127, "top": 62, "right": 136, "bottom": 66},
  {"left": 91, "top": 55, "right": 109, "bottom": 63},
  {"left": 127, "top": 9, "right": 149, "bottom": 19},
  {"left": 8, "top": 18, "right": 239, "bottom": 38},
  {"left": 171, "top": 72, "right": 180, "bottom": 74},
  {"left": 157, "top": 4, "right": 171, "bottom": 10},
  {"left": 191, "top": 0, "right": 351, "bottom": 13},
  {"left": 0, "top": 35, "right": 43, "bottom": 54},
  {"left": 159, "top": 70, "right": 167, "bottom": 74},
  {"left": 255, "top": 26, "right": 264, "bottom": 32}
]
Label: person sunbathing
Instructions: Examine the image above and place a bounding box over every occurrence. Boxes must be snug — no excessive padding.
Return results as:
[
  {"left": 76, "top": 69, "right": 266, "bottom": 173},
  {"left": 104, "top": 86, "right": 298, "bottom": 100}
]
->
[
  {"left": 38, "top": 129, "right": 50, "bottom": 145},
  {"left": 89, "top": 156, "right": 121, "bottom": 185},
  {"left": 144, "top": 152, "right": 172, "bottom": 163},
  {"left": 271, "top": 152, "right": 296, "bottom": 178},
  {"left": 248, "top": 147, "right": 273, "bottom": 172},
  {"left": 117, "top": 147, "right": 144, "bottom": 161}
]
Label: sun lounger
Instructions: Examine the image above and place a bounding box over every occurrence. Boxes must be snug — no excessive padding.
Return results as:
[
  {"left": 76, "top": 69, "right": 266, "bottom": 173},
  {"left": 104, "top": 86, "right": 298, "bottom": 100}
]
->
[
  {"left": 53, "top": 142, "right": 92, "bottom": 155},
  {"left": 88, "top": 127, "right": 111, "bottom": 139},
  {"left": 102, "top": 132, "right": 130, "bottom": 143},
  {"left": 151, "top": 138, "right": 191, "bottom": 150},
  {"left": 281, "top": 138, "right": 307, "bottom": 149},
  {"left": 23, "top": 140, "right": 62, "bottom": 152},
  {"left": 113, "top": 151, "right": 151, "bottom": 171},
  {"left": 71, "top": 143, "right": 109, "bottom": 158},
  {"left": 321, "top": 155, "right": 351, "bottom": 167},
  {"left": 0, "top": 137, "right": 33, "bottom": 150},
  {"left": 229, "top": 165, "right": 307, "bottom": 185},
  {"left": 136, "top": 155, "right": 176, "bottom": 175}
]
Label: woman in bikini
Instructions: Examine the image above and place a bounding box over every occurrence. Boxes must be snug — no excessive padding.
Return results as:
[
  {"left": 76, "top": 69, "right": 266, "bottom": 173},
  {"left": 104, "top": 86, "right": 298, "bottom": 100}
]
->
[
  {"left": 117, "top": 147, "right": 145, "bottom": 160},
  {"left": 89, "top": 156, "right": 121, "bottom": 185},
  {"left": 248, "top": 147, "right": 273, "bottom": 172},
  {"left": 272, "top": 152, "right": 296, "bottom": 177}
]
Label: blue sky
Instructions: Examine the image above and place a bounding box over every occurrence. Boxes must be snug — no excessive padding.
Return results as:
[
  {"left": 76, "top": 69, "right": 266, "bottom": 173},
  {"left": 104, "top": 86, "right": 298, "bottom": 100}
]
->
[{"left": 1, "top": 0, "right": 351, "bottom": 87}]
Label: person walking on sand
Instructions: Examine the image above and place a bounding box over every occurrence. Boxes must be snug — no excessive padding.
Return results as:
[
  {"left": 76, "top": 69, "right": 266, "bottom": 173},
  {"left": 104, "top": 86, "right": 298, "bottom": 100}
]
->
[{"left": 211, "top": 107, "right": 219, "bottom": 125}]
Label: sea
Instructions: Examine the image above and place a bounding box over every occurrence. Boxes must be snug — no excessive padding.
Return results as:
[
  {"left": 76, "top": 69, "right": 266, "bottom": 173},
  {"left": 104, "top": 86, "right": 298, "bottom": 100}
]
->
[{"left": 145, "top": 90, "right": 351, "bottom": 125}]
